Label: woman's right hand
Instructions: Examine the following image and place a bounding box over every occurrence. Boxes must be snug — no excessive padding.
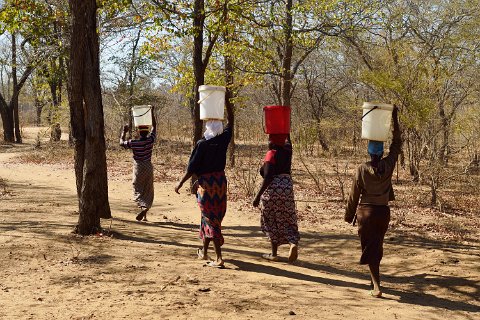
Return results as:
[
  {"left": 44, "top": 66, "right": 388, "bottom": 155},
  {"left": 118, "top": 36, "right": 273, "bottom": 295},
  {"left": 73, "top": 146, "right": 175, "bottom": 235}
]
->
[
  {"left": 252, "top": 196, "right": 260, "bottom": 207},
  {"left": 174, "top": 182, "right": 183, "bottom": 194}
]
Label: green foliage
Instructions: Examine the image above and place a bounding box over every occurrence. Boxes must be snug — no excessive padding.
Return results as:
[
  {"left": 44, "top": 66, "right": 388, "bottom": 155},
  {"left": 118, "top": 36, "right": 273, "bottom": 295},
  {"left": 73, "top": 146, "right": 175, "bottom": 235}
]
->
[{"left": 0, "top": 0, "right": 62, "bottom": 42}]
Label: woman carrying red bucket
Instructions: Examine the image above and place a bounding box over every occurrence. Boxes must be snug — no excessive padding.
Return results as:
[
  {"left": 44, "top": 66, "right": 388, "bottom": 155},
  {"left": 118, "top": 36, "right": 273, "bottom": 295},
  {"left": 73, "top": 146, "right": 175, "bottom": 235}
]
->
[{"left": 253, "top": 106, "right": 300, "bottom": 263}]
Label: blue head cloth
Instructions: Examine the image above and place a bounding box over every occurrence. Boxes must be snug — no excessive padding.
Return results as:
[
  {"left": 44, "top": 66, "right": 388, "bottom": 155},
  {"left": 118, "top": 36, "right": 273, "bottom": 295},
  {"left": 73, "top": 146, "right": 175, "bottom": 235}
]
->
[{"left": 368, "top": 140, "right": 384, "bottom": 156}]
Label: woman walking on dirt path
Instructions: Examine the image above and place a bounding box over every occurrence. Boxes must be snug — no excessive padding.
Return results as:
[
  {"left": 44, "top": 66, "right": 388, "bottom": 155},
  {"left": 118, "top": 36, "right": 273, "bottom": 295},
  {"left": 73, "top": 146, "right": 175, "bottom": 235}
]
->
[
  {"left": 120, "top": 106, "right": 157, "bottom": 222},
  {"left": 175, "top": 120, "right": 232, "bottom": 268},
  {"left": 253, "top": 134, "right": 300, "bottom": 263},
  {"left": 345, "top": 105, "right": 402, "bottom": 298}
]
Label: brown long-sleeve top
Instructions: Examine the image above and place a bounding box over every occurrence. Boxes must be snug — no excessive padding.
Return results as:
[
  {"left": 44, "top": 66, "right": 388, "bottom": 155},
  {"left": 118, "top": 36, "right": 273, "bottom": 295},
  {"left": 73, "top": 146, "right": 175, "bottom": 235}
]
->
[{"left": 345, "top": 129, "right": 402, "bottom": 219}]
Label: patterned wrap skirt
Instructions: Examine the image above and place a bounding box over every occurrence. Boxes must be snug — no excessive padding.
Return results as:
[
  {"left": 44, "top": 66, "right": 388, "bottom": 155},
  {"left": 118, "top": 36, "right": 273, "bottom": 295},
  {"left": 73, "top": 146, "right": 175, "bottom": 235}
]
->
[
  {"left": 356, "top": 204, "right": 391, "bottom": 265},
  {"left": 260, "top": 174, "right": 300, "bottom": 245},
  {"left": 132, "top": 160, "right": 154, "bottom": 209},
  {"left": 196, "top": 171, "right": 227, "bottom": 246}
]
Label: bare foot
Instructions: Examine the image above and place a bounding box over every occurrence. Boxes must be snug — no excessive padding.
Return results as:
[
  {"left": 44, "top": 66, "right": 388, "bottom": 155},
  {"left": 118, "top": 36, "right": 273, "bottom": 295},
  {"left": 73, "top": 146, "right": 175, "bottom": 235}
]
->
[
  {"left": 288, "top": 244, "right": 298, "bottom": 263},
  {"left": 262, "top": 253, "right": 279, "bottom": 261},
  {"left": 369, "top": 289, "right": 382, "bottom": 298},
  {"left": 136, "top": 208, "right": 147, "bottom": 221},
  {"left": 197, "top": 248, "right": 211, "bottom": 260}
]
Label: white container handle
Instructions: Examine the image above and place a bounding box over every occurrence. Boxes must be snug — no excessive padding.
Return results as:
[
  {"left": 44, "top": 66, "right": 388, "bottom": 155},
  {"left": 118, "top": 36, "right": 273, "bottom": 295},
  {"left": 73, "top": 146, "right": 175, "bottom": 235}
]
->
[
  {"left": 133, "top": 106, "right": 151, "bottom": 117},
  {"left": 197, "top": 91, "right": 214, "bottom": 105},
  {"left": 361, "top": 106, "right": 378, "bottom": 120}
]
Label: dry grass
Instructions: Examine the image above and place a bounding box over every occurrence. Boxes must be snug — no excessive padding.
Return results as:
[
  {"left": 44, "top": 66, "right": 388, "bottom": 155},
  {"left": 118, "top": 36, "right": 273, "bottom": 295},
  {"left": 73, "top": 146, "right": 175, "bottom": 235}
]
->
[
  {"left": 0, "top": 177, "right": 9, "bottom": 197},
  {"left": 10, "top": 137, "right": 480, "bottom": 243}
]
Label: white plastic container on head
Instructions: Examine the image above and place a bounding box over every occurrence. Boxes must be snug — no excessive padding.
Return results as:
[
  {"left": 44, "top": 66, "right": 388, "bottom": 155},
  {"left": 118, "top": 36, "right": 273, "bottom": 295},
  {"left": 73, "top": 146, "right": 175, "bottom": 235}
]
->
[
  {"left": 198, "top": 85, "right": 226, "bottom": 120},
  {"left": 132, "top": 105, "right": 152, "bottom": 127},
  {"left": 361, "top": 102, "right": 394, "bottom": 141}
]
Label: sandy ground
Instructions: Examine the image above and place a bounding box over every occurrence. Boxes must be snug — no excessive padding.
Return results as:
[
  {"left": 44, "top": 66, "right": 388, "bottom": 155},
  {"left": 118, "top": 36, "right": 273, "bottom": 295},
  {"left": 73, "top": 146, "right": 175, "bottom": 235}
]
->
[{"left": 0, "top": 128, "right": 479, "bottom": 320}]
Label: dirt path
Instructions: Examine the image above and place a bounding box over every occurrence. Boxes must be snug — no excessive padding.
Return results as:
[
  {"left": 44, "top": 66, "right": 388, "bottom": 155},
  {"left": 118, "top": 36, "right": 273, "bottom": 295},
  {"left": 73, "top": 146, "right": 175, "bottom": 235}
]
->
[{"left": 0, "top": 130, "right": 479, "bottom": 320}]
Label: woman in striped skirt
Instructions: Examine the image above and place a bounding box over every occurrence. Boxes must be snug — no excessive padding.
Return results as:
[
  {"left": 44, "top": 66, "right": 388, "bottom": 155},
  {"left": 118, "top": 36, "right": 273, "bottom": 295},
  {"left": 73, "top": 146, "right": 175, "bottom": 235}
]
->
[{"left": 120, "top": 107, "right": 157, "bottom": 221}]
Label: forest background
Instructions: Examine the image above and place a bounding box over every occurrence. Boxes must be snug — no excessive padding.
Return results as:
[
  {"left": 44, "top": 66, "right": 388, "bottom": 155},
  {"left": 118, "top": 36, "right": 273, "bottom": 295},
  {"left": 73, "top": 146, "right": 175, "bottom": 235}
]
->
[
  {"left": 2, "top": 0, "right": 479, "bottom": 224},
  {"left": 0, "top": 0, "right": 479, "bottom": 319}
]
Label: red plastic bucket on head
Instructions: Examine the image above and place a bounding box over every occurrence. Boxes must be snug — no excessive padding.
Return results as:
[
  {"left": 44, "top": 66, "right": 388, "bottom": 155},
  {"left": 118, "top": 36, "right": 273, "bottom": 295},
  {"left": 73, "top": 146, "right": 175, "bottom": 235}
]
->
[{"left": 263, "top": 105, "right": 291, "bottom": 134}]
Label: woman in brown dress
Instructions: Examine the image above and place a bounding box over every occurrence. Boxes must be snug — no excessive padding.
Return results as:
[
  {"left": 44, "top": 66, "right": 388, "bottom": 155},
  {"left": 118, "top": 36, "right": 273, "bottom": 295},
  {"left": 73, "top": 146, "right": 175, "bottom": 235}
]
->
[{"left": 345, "top": 105, "right": 401, "bottom": 297}]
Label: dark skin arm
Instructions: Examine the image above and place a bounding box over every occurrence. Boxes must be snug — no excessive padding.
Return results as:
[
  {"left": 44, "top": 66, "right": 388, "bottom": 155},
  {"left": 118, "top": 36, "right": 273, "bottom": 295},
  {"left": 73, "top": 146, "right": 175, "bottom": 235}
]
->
[
  {"left": 175, "top": 172, "right": 194, "bottom": 194},
  {"left": 253, "top": 135, "right": 291, "bottom": 207},
  {"left": 252, "top": 163, "right": 274, "bottom": 207},
  {"left": 119, "top": 124, "right": 129, "bottom": 146},
  {"left": 151, "top": 105, "right": 157, "bottom": 134},
  {"left": 176, "top": 118, "right": 231, "bottom": 195},
  {"left": 392, "top": 105, "right": 399, "bottom": 133}
]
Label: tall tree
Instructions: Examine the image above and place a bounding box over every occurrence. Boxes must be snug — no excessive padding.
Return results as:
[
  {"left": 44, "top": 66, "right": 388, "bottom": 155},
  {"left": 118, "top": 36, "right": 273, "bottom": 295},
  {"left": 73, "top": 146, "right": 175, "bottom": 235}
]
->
[
  {"left": 0, "top": 32, "right": 34, "bottom": 142},
  {"left": 148, "top": 0, "right": 225, "bottom": 144},
  {"left": 237, "top": 0, "right": 377, "bottom": 107},
  {"left": 0, "top": 0, "right": 66, "bottom": 142},
  {"left": 68, "top": 0, "right": 111, "bottom": 234}
]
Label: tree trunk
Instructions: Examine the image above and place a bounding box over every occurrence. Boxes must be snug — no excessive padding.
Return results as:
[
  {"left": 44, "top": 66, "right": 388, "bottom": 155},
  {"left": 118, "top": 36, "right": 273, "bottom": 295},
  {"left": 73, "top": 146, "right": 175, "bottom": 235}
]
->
[
  {"left": 0, "top": 31, "right": 33, "bottom": 143},
  {"left": 48, "top": 81, "right": 59, "bottom": 125},
  {"left": 281, "top": 0, "right": 293, "bottom": 106},
  {"left": 12, "top": 98, "right": 21, "bottom": 143},
  {"left": 191, "top": 0, "right": 205, "bottom": 146},
  {"left": 439, "top": 114, "right": 450, "bottom": 165},
  {"left": 69, "top": 0, "right": 111, "bottom": 235},
  {"left": 11, "top": 33, "right": 22, "bottom": 143},
  {"left": 0, "top": 100, "right": 15, "bottom": 142},
  {"left": 317, "top": 121, "right": 329, "bottom": 151},
  {"left": 33, "top": 83, "right": 43, "bottom": 126},
  {"left": 225, "top": 83, "right": 235, "bottom": 167},
  {"left": 223, "top": 3, "right": 235, "bottom": 167},
  {"left": 430, "top": 175, "right": 438, "bottom": 206}
]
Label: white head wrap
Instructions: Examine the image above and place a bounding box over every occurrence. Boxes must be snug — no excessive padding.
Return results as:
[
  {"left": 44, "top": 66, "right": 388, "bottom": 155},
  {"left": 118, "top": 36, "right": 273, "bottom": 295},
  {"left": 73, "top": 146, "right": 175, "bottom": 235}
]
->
[{"left": 204, "top": 120, "right": 224, "bottom": 140}]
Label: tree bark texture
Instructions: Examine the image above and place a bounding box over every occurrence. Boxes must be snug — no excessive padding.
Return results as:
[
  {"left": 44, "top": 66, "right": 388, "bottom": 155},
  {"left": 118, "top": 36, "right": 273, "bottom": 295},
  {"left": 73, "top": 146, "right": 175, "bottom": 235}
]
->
[
  {"left": 191, "top": 0, "right": 206, "bottom": 146},
  {"left": 48, "top": 81, "right": 59, "bottom": 124},
  {"left": 12, "top": 33, "right": 22, "bottom": 143},
  {"left": 437, "top": 101, "right": 451, "bottom": 165},
  {"left": 0, "top": 32, "right": 33, "bottom": 143},
  {"left": 225, "top": 50, "right": 235, "bottom": 167},
  {"left": 223, "top": 3, "right": 235, "bottom": 167},
  {"left": 34, "top": 90, "right": 43, "bottom": 126},
  {"left": 0, "top": 98, "right": 15, "bottom": 142},
  {"left": 69, "top": 0, "right": 111, "bottom": 235},
  {"left": 281, "top": 0, "right": 293, "bottom": 107}
]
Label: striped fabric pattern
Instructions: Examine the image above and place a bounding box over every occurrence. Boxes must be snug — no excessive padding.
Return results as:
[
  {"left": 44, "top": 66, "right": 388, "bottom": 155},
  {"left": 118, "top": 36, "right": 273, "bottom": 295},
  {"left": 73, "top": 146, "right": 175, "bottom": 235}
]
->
[
  {"left": 133, "top": 160, "right": 154, "bottom": 209},
  {"left": 123, "top": 131, "right": 156, "bottom": 162},
  {"left": 196, "top": 171, "right": 227, "bottom": 246}
]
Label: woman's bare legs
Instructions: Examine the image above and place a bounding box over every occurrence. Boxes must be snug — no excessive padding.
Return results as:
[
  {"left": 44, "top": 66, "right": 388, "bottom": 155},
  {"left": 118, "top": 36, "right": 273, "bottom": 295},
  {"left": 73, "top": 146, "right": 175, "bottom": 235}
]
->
[
  {"left": 262, "top": 242, "right": 278, "bottom": 261},
  {"left": 201, "top": 238, "right": 224, "bottom": 267},
  {"left": 368, "top": 263, "right": 382, "bottom": 297}
]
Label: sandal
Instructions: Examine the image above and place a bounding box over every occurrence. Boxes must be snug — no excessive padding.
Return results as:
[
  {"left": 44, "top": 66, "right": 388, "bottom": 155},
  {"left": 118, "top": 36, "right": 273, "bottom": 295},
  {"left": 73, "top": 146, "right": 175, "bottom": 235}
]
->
[
  {"left": 197, "top": 248, "right": 211, "bottom": 261},
  {"left": 262, "top": 253, "right": 279, "bottom": 261},
  {"left": 205, "top": 261, "right": 225, "bottom": 269}
]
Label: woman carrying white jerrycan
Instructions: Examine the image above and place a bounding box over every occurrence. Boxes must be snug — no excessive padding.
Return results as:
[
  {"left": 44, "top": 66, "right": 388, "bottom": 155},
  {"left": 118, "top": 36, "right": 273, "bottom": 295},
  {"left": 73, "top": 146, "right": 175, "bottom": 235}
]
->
[
  {"left": 120, "top": 105, "right": 157, "bottom": 221},
  {"left": 345, "top": 105, "right": 402, "bottom": 298}
]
